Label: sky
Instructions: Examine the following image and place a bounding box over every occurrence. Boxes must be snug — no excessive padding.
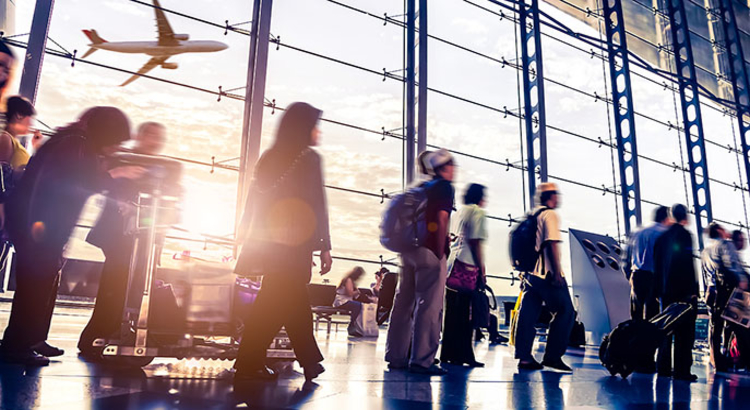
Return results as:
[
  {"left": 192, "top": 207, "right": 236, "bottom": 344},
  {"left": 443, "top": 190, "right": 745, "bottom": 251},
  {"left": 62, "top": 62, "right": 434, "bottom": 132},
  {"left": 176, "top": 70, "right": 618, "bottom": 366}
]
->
[{"left": 8, "top": 0, "right": 750, "bottom": 296}]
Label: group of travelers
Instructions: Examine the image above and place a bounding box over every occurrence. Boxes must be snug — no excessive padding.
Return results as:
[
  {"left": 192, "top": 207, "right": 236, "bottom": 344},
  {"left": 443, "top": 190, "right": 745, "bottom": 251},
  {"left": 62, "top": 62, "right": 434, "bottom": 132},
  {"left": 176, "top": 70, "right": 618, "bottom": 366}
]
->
[{"left": 2, "top": 36, "right": 750, "bottom": 387}]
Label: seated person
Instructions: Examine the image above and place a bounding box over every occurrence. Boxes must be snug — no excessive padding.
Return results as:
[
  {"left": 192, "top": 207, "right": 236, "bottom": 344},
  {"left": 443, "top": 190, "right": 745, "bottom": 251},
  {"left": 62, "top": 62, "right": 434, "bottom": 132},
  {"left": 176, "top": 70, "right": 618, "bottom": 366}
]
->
[
  {"left": 371, "top": 268, "right": 387, "bottom": 298},
  {"left": 334, "top": 266, "right": 375, "bottom": 337}
]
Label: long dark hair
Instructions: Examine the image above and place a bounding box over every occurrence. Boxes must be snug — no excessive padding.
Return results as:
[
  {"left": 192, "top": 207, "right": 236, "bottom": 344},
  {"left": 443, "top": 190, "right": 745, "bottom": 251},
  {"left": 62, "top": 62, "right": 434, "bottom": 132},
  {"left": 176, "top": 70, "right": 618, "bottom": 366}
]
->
[
  {"left": 55, "top": 106, "right": 131, "bottom": 151},
  {"left": 254, "top": 102, "right": 322, "bottom": 188},
  {"left": 338, "top": 266, "right": 366, "bottom": 289}
]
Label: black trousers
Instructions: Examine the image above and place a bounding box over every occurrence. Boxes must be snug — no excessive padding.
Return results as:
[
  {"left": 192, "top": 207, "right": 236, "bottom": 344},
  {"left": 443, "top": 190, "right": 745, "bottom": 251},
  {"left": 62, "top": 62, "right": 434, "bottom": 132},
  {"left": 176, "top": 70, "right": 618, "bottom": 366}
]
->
[
  {"left": 440, "top": 288, "right": 475, "bottom": 365},
  {"left": 630, "top": 270, "right": 659, "bottom": 321},
  {"left": 234, "top": 253, "right": 323, "bottom": 371},
  {"left": 1, "top": 240, "right": 63, "bottom": 355},
  {"left": 78, "top": 243, "right": 133, "bottom": 353},
  {"left": 657, "top": 297, "right": 697, "bottom": 376}
]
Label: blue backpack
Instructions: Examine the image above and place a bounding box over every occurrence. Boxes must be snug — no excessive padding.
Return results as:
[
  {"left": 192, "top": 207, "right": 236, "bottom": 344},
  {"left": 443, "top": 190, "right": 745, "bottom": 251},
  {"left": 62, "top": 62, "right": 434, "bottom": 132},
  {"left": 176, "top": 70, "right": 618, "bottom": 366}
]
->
[
  {"left": 509, "top": 207, "right": 548, "bottom": 272},
  {"left": 380, "top": 180, "right": 436, "bottom": 253}
]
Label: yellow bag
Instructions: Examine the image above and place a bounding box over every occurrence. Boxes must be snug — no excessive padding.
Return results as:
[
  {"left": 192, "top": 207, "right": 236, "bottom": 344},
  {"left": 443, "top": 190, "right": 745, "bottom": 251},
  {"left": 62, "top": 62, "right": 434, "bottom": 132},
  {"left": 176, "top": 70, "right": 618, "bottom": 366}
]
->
[{"left": 508, "top": 290, "right": 524, "bottom": 346}]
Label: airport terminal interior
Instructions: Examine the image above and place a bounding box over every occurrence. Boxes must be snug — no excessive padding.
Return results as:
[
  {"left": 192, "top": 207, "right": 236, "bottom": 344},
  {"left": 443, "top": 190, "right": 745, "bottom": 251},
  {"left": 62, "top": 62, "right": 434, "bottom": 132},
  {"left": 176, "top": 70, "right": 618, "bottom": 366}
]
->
[{"left": 4, "top": 0, "right": 750, "bottom": 408}]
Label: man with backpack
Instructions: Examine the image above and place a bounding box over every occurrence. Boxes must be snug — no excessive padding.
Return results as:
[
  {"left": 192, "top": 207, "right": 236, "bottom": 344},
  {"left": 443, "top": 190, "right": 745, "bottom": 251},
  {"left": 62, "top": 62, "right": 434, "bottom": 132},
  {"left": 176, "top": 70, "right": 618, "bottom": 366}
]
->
[
  {"left": 513, "top": 182, "right": 574, "bottom": 372},
  {"left": 385, "top": 149, "right": 455, "bottom": 375}
]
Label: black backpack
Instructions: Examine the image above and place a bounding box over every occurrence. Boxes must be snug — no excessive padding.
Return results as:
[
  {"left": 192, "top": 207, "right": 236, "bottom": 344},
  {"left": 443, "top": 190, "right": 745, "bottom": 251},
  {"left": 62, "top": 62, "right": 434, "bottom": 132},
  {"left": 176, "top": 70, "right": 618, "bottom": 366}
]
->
[{"left": 509, "top": 208, "right": 548, "bottom": 272}]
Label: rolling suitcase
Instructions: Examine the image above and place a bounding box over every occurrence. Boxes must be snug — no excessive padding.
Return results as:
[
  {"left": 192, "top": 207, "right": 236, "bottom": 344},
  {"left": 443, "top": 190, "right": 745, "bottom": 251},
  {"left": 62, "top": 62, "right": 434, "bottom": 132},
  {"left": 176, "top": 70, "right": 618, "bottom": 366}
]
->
[{"left": 599, "top": 302, "right": 693, "bottom": 379}]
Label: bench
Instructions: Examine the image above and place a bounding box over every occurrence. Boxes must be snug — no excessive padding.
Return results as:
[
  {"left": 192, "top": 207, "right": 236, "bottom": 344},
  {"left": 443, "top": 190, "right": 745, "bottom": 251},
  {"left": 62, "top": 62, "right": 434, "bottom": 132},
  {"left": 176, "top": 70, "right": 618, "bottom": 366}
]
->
[{"left": 308, "top": 283, "right": 352, "bottom": 336}]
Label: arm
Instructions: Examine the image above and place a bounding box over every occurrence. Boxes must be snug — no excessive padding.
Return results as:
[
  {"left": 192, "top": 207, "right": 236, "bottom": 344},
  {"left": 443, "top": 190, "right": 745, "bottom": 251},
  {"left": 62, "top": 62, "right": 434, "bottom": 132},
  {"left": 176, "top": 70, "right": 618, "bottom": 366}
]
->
[
  {"left": 468, "top": 238, "right": 485, "bottom": 279},
  {"left": 0, "top": 132, "right": 14, "bottom": 163},
  {"left": 310, "top": 153, "right": 332, "bottom": 274},
  {"left": 547, "top": 241, "right": 565, "bottom": 287},
  {"left": 434, "top": 210, "right": 450, "bottom": 259},
  {"left": 343, "top": 278, "right": 359, "bottom": 298}
]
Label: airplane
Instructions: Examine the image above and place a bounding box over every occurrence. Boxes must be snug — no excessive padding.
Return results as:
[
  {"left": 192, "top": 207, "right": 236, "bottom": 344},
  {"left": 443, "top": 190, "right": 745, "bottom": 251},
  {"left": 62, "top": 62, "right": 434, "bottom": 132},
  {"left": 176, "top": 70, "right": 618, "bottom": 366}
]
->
[{"left": 81, "top": 0, "right": 228, "bottom": 86}]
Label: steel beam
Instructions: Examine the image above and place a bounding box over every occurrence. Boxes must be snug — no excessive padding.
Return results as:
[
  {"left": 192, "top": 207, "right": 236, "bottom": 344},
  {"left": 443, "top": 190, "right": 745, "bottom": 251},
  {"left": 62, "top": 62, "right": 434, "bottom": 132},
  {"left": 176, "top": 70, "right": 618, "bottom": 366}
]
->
[
  {"left": 519, "top": 0, "right": 548, "bottom": 208},
  {"left": 666, "top": 0, "right": 713, "bottom": 249},
  {"left": 235, "top": 0, "right": 272, "bottom": 240},
  {"left": 602, "top": 0, "right": 642, "bottom": 234},
  {"left": 18, "top": 0, "right": 55, "bottom": 104},
  {"left": 416, "top": 0, "right": 428, "bottom": 156},
  {"left": 718, "top": 0, "right": 750, "bottom": 201},
  {"left": 405, "top": 0, "right": 417, "bottom": 183}
]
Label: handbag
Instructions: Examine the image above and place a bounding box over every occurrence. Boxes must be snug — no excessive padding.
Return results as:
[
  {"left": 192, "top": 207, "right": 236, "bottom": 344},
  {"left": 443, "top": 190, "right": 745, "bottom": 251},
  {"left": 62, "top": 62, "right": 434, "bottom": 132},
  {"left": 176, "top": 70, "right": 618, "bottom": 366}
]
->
[
  {"left": 471, "top": 278, "right": 497, "bottom": 329},
  {"left": 446, "top": 259, "right": 480, "bottom": 292}
]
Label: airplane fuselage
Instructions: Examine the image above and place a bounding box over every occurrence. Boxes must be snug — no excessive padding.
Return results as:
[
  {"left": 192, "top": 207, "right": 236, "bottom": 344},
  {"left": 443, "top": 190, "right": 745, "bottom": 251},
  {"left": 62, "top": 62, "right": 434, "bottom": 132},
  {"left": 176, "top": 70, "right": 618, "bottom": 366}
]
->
[{"left": 92, "top": 40, "right": 227, "bottom": 56}]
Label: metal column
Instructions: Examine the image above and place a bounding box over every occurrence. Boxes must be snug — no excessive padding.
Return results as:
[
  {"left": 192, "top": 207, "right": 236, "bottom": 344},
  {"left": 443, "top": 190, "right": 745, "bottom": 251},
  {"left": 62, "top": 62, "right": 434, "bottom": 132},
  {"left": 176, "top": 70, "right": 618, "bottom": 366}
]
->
[
  {"left": 416, "top": 0, "right": 428, "bottom": 156},
  {"left": 235, "top": 0, "right": 272, "bottom": 238},
  {"left": 666, "top": 0, "right": 713, "bottom": 249},
  {"left": 405, "top": 0, "right": 417, "bottom": 183},
  {"left": 602, "top": 0, "right": 642, "bottom": 235},
  {"left": 18, "top": 0, "right": 55, "bottom": 104},
  {"left": 718, "top": 0, "right": 750, "bottom": 198},
  {"left": 519, "top": 0, "right": 548, "bottom": 208}
]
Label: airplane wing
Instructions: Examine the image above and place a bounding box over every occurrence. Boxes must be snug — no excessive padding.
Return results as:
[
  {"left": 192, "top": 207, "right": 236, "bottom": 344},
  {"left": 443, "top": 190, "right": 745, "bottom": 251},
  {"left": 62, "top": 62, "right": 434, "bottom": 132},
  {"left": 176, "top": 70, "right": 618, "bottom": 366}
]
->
[
  {"left": 153, "top": 0, "right": 178, "bottom": 46},
  {"left": 121, "top": 56, "right": 169, "bottom": 86}
]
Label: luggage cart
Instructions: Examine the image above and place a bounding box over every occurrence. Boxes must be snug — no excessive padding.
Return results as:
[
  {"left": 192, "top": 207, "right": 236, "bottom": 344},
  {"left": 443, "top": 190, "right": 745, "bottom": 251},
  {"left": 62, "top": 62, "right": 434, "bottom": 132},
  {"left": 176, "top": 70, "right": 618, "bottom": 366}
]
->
[{"left": 88, "top": 153, "right": 294, "bottom": 368}]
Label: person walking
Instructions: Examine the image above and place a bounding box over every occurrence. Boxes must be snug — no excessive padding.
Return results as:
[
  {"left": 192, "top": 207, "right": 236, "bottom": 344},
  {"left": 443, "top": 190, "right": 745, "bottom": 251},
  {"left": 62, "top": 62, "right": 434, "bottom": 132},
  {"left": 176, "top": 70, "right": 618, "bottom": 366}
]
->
[
  {"left": 654, "top": 204, "right": 699, "bottom": 382},
  {"left": 0, "top": 107, "right": 136, "bottom": 366},
  {"left": 233, "top": 102, "right": 332, "bottom": 382},
  {"left": 77, "top": 122, "right": 168, "bottom": 357},
  {"left": 441, "top": 183, "right": 487, "bottom": 368},
  {"left": 385, "top": 149, "right": 456, "bottom": 375},
  {"left": 514, "top": 182, "right": 574, "bottom": 372},
  {"left": 702, "top": 222, "right": 748, "bottom": 372},
  {"left": 628, "top": 206, "right": 670, "bottom": 323}
]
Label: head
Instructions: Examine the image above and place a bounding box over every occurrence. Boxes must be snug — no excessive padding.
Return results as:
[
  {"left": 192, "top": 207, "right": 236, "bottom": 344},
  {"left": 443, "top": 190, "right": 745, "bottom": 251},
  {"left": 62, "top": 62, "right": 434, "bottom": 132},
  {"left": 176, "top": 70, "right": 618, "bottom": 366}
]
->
[
  {"left": 70, "top": 107, "right": 131, "bottom": 154},
  {"left": 464, "top": 183, "right": 486, "bottom": 207},
  {"left": 0, "top": 41, "right": 14, "bottom": 99},
  {"left": 375, "top": 267, "right": 388, "bottom": 279},
  {"left": 733, "top": 230, "right": 746, "bottom": 251},
  {"left": 653, "top": 206, "right": 669, "bottom": 225},
  {"left": 429, "top": 149, "right": 455, "bottom": 182},
  {"left": 4, "top": 96, "right": 35, "bottom": 136},
  {"left": 340, "top": 266, "right": 366, "bottom": 288},
  {"left": 536, "top": 182, "right": 560, "bottom": 209},
  {"left": 134, "top": 122, "right": 166, "bottom": 155},
  {"left": 671, "top": 204, "right": 688, "bottom": 226},
  {"left": 707, "top": 222, "right": 726, "bottom": 241},
  {"left": 273, "top": 102, "right": 322, "bottom": 154},
  {"left": 418, "top": 150, "right": 434, "bottom": 176}
]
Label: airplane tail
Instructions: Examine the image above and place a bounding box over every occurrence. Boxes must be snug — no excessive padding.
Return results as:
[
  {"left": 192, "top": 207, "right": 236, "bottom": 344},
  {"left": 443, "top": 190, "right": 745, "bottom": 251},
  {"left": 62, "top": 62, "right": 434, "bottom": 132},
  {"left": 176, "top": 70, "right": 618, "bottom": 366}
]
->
[
  {"left": 81, "top": 29, "right": 107, "bottom": 59},
  {"left": 82, "top": 29, "right": 107, "bottom": 45}
]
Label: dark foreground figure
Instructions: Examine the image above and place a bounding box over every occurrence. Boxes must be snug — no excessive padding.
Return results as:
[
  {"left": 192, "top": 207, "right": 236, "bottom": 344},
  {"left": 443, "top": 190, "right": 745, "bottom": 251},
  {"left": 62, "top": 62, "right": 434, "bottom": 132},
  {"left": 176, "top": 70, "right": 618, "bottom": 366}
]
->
[
  {"left": 0, "top": 107, "right": 133, "bottom": 366},
  {"left": 233, "top": 102, "right": 332, "bottom": 382}
]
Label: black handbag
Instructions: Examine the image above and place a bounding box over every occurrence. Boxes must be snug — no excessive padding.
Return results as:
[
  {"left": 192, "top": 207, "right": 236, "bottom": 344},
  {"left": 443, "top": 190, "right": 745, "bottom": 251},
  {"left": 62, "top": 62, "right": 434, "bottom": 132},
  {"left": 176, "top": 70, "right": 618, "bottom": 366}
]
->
[{"left": 471, "top": 279, "right": 497, "bottom": 329}]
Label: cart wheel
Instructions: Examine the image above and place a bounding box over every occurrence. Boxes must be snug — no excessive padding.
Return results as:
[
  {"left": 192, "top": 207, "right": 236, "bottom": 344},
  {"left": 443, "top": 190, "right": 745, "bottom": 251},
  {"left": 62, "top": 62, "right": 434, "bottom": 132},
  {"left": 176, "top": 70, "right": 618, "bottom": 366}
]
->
[{"left": 102, "top": 355, "right": 155, "bottom": 368}]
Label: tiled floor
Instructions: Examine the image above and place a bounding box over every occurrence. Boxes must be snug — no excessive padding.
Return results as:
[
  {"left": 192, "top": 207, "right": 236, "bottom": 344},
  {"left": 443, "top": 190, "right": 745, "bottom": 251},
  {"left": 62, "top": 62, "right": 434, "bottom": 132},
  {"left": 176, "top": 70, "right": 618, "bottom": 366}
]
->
[{"left": 0, "top": 301, "right": 749, "bottom": 409}]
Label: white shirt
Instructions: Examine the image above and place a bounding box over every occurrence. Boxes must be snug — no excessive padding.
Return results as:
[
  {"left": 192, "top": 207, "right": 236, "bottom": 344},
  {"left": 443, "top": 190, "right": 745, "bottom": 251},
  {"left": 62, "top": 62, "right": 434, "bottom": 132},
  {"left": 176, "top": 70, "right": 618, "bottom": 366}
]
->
[
  {"left": 449, "top": 204, "right": 488, "bottom": 267},
  {"left": 532, "top": 207, "right": 563, "bottom": 279}
]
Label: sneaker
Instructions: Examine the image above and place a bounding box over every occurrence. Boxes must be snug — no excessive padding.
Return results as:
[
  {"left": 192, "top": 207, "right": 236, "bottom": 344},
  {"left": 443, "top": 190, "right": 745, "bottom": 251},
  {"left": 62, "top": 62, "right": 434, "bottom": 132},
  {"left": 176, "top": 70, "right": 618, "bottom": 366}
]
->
[
  {"left": 409, "top": 364, "right": 448, "bottom": 375},
  {"left": 387, "top": 362, "right": 408, "bottom": 370},
  {"left": 518, "top": 359, "right": 544, "bottom": 370},
  {"left": 32, "top": 342, "right": 64, "bottom": 358},
  {"left": 673, "top": 373, "right": 698, "bottom": 382},
  {"left": 541, "top": 359, "right": 572, "bottom": 372},
  {"left": 234, "top": 366, "right": 278, "bottom": 382}
]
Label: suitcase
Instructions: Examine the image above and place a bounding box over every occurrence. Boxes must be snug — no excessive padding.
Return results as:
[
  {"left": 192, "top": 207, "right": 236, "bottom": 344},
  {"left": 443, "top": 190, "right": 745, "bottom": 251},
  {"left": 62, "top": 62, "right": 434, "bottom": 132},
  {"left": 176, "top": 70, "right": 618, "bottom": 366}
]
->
[{"left": 599, "top": 302, "right": 693, "bottom": 379}]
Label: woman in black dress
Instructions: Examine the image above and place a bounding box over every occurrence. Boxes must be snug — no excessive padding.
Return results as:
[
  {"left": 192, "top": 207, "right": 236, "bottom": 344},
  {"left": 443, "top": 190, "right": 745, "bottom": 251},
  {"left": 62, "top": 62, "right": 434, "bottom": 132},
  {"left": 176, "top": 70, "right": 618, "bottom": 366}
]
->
[{"left": 234, "top": 102, "right": 332, "bottom": 382}]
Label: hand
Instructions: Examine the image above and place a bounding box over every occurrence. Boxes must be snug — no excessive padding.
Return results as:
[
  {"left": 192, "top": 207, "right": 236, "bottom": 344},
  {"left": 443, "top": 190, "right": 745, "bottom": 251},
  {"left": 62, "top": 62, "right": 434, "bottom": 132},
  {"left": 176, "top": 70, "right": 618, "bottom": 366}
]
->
[
  {"left": 31, "top": 130, "right": 45, "bottom": 150},
  {"left": 319, "top": 250, "right": 332, "bottom": 275},
  {"left": 739, "top": 275, "right": 749, "bottom": 291},
  {"left": 109, "top": 166, "right": 148, "bottom": 180}
]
